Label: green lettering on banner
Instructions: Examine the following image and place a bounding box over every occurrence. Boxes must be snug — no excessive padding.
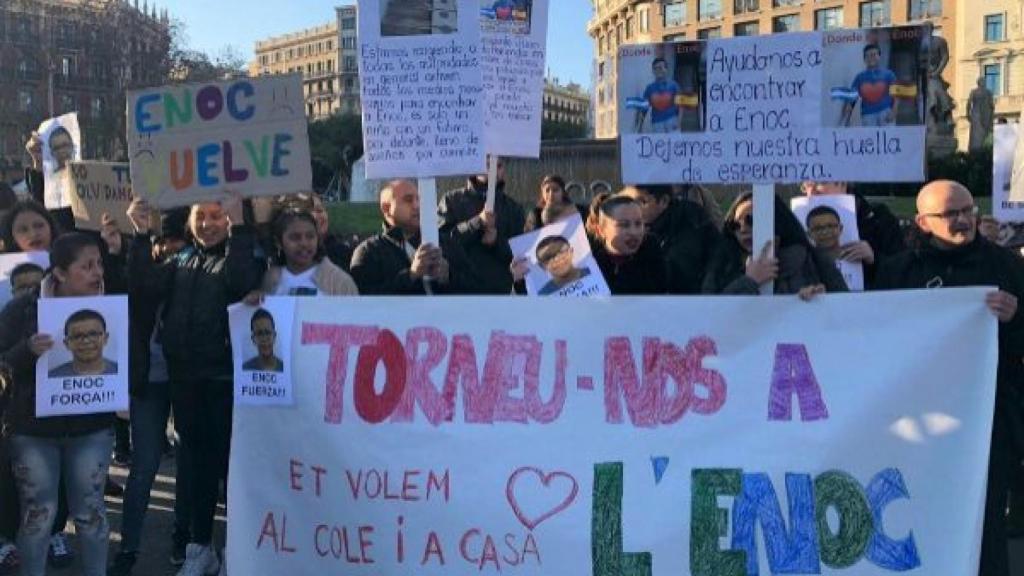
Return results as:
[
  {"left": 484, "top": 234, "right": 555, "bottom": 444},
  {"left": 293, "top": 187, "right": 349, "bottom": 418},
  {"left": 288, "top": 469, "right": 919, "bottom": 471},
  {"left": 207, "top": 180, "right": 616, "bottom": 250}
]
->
[
  {"left": 591, "top": 462, "right": 652, "bottom": 576},
  {"left": 690, "top": 468, "right": 745, "bottom": 576},
  {"left": 815, "top": 470, "right": 873, "bottom": 568},
  {"left": 245, "top": 136, "right": 271, "bottom": 177},
  {"left": 164, "top": 90, "right": 194, "bottom": 128}
]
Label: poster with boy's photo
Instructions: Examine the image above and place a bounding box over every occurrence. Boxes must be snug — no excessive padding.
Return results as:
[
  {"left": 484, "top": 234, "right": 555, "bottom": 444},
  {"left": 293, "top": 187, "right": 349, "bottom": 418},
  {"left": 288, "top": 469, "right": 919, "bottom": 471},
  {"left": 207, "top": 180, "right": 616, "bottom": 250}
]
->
[
  {"left": 380, "top": 0, "right": 459, "bottom": 36},
  {"left": 0, "top": 251, "right": 48, "bottom": 309},
  {"left": 35, "top": 295, "right": 129, "bottom": 417},
  {"left": 480, "top": 0, "right": 532, "bottom": 35},
  {"left": 508, "top": 214, "right": 611, "bottom": 297},
  {"left": 617, "top": 41, "right": 707, "bottom": 136},
  {"left": 791, "top": 195, "right": 865, "bottom": 291},
  {"left": 821, "top": 26, "right": 929, "bottom": 128},
  {"left": 994, "top": 122, "right": 1024, "bottom": 222},
  {"left": 38, "top": 112, "right": 82, "bottom": 210},
  {"left": 229, "top": 297, "right": 296, "bottom": 407}
]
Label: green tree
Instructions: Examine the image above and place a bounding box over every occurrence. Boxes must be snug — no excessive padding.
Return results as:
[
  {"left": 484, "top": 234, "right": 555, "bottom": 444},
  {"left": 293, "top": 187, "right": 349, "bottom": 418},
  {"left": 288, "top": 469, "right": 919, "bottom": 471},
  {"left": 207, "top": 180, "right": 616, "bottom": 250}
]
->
[
  {"left": 308, "top": 113, "right": 363, "bottom": 195},
  {"left": 542, "top": 119, "right": 588, "bottom": 141}
]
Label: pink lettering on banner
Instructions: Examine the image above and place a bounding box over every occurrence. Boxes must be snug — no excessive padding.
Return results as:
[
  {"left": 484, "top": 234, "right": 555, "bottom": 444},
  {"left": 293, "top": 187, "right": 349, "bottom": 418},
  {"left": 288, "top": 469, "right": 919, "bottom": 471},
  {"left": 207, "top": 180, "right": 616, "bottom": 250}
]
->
[
  {"left": 445, "top": 334, "right": 489, "bottom": 424},
  {"left": 393, "top": 327, "right": 453, "bottom": 425},
  {"left": 301, "top": 324, "right": 378, "bottom": 423},
  {"left": 353, "top": 329, "right": 406, "bottom": 424}
]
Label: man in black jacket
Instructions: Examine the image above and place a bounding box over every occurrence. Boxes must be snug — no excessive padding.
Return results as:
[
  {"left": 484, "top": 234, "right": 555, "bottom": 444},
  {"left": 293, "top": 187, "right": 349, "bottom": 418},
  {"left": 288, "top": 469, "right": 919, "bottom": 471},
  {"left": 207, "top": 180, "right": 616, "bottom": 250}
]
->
[
  {"left": 438, "top": 159, "right": 524, "bottom": 294},
  {"left": 351, "top": 179, "right": 459, "bottom": 295},
  {"left": 622, "top": 185, "right": 719, "bottom": 294},
  {"left": 802, "top": 181, "right": 904, "bottom": 288},
  {"left": 876, "top": 180, "right": 1024, "bottom": 576}
]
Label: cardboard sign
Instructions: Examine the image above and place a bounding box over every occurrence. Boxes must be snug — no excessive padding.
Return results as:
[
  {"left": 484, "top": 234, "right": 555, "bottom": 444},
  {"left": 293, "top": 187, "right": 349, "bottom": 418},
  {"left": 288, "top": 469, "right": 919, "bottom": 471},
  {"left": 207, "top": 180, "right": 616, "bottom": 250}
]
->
[
  {"left": 0, "top": 252, "right": 48, "bottom": 309},
  {"left": 68, "top": 162, "right": 133, "bottom": 233},
  {"left": 994, "top": 123, "right": 1024, "bottom": 222},
  {"left": 480, "top": 0, "right": 549, "bottom": 158},
  {"left": 229, "top": 298, "right": 296, "bottom": 406},
  {"left": 791, "top": 195, "right": 865, "bottom": 291},
  {"left": 127, "top": 75, "right": 313, "bottom": 208},
  {"left": 228, "top": 289, "right": 996, "bottom": 575},
  {"left": 508, "top": 214, "right": 610, "bottom": 296},
  {"left": 35, "top": 296, "right": 129, "bottom": 417},
  {"left": 38, "top": 113, "right": 82, "bottom": 210},
  {"left": 619, "top": 28, "right": 929, "bottom": 184},
  {"left": 358, "top": 0, "right": 486, "bottom": 178}
]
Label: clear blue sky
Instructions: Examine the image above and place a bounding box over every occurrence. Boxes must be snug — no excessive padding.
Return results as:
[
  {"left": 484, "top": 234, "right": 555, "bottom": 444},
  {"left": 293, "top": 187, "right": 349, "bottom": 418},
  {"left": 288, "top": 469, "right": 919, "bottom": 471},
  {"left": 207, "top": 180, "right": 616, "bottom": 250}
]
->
[{"left": 169, "top": 0, "right": 595, "bottom": 87}]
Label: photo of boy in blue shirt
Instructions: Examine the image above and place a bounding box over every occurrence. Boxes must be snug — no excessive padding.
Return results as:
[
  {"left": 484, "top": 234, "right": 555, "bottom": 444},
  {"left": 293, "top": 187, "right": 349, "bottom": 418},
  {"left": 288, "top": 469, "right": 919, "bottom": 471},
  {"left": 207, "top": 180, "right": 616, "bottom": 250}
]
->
[
  {"left": 635, "top": 58, "right": 681, "bottom": 133},
  {"left": 840, "top": 44, "right": 899, "bottom": 127}
]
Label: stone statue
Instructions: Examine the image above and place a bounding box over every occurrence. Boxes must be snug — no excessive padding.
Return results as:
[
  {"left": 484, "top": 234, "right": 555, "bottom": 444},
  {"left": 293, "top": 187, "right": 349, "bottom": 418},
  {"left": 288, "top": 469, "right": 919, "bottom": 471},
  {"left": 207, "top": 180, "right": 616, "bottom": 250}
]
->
[
  {"left": 926, "top": 34, "right": 956, "bottom": 136},
  {"left": 967, "top": 77, "right": 995, "bottom": 151}
]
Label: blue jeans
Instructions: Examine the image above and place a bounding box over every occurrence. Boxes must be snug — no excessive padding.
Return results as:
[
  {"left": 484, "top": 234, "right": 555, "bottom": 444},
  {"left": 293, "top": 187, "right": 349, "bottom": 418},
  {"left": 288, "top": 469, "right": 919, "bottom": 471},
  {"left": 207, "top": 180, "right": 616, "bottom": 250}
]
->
[
  {"left": 119, "top": 381, "right": 191, "bottom": 554},
  {"left": 9, "top": 428, "right": 113, "bottom": 576}
]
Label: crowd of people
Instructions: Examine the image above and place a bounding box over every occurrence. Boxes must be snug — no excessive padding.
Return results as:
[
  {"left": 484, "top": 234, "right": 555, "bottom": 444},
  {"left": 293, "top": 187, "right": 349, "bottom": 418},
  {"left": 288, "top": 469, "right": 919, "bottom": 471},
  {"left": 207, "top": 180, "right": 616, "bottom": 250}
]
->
[{"left": 0, "top": 136, "right": 1022, "bottom": 576}]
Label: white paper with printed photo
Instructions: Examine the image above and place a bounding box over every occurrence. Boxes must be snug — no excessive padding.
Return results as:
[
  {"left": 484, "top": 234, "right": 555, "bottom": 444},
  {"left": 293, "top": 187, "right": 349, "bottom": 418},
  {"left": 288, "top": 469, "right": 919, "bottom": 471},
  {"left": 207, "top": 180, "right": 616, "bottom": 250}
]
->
[
  {"left": 480, "top": 0, "right": 549, "bottom": 158},
  {"left": 618, "top": 28, "right": 929, "bottom": 184},
  {"left": 791, "top": 195, "right": 864, "bottom": 291},
  {"left": 38, "top": 113, "right": 82, "bottom": 210},
  {"left": 508, "top": 213, "right": 610, "bottom": 297},
  {"left": 35, "top": 296, "right": 129, "bottom": 417},
  {"left": 994, "top": 123, "right": 1023, "bottom": 222},
  {"left": 229, "top": 298, "right": 296, "bottom": 406},
  {"left": 358, "top": 0, "right": 486, "bottom": 178},
  {"left": 0, "top": 252, "right": 48, "bottom": 309}
]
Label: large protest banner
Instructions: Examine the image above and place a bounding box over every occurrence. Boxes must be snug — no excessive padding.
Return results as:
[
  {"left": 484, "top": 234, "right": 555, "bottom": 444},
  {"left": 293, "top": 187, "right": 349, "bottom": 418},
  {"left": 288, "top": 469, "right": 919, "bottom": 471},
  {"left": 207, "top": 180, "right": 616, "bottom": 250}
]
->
[
  {"left": 619, "top": 27, "right": 929, "bottom": 184},
  {"left": 126, "top": 75, "right": 312, "bottom": 208},
  {"left": 358, "top": 0, "right": 486, "bottom": 179},
  {"left": 68, "top": 162, "right": 133, "bottom": 233},
  {"left": 480, "top": 0, "right": 549, "bottom": 158},
  {"left": 228, "top": 289, "right": 995, "bottom": 575},
  {"left": 994, "top": 123, "right": 1023, "bottom": 222}
]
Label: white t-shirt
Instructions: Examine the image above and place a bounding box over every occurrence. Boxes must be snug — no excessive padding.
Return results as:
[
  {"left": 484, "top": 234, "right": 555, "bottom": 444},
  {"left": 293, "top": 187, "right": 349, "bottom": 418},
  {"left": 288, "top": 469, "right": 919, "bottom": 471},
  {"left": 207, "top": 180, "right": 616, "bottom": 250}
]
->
[{"left": 275, "top": 266, "right": 319, "bottom": 296}]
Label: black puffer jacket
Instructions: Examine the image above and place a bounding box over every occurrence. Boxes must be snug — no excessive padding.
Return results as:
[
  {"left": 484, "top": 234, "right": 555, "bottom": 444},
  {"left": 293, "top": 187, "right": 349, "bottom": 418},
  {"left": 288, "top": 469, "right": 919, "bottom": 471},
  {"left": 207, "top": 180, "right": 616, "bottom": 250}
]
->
[
  {"left": 350, "top": 225, "right": 472, "bottom": 295},
  {"left": 851, "top": 192, "right": 905, "bottom": 287},
  {"left": 438, "top": 179, "right": 525, "bottom": 294},
  {"left": 647, "top": 198, "right": 721, "bottom": 294},
  {"left": 0, "top": 286, "right": 115, "bottom": 437},
  {"left": 128, "top": 226, "right": 265, "bottom": 381},
  {"left": 589, "top": 236, "right": 667, "bottom": 295}
]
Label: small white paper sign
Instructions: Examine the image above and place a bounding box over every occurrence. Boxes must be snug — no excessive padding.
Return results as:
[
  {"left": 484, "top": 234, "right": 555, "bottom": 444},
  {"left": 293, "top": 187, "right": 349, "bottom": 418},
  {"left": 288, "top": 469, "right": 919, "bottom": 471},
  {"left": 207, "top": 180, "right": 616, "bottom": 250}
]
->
[
  {"left": 0, "top": 252, "right": 48, "bottom": 309},
  {"left": 791, "top": 194, "right": 864, "bottom": 291},
  {"left": 508, "top": 213, "right": 610, "bottom": 297},
  {"left": 38, "top": 112, "right": 82, "bottom": 210},
  {"left": 35, "top": 296, "right": 129, "bottom": 417},
  {"left": 994, "top": 123, "right": 1024, "bottom": 222},
  {"left": 229, "top": 297, "right": 296, "bottom": 406}
]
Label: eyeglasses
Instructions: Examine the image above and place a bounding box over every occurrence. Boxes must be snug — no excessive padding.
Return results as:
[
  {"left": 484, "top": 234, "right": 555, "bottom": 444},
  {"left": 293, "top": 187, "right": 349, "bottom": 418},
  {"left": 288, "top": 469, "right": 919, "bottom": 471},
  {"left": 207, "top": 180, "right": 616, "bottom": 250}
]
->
[
  {"left": 808, "top": 223, "right": 840, "bottom": 234},
  {"left": 922, "top": 205, "right": 979, "bottom": 222},
  {"left": 538, "top": 245, "right": 571, "bottom": 266},
  {"left": 67, "top": 330, "right": 104, "bottom": 343},
  {"left": 252, "top": 329, "right": 276, "bottom": 338}
]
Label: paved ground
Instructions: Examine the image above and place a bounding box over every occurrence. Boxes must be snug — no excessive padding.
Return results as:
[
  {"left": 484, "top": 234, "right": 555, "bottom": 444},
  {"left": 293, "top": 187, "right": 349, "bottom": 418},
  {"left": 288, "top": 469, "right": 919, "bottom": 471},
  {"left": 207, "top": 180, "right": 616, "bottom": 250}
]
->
[{"left": 42, "top": 455, "right": 1024, "bottom": 574}]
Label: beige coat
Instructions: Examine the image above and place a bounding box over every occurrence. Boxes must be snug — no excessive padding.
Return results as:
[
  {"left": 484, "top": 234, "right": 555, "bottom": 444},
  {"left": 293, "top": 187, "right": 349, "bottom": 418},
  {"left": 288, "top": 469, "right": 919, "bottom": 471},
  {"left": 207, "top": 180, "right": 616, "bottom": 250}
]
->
[{"left": 262, "top": 258, "right": 359, "bottom": 296}]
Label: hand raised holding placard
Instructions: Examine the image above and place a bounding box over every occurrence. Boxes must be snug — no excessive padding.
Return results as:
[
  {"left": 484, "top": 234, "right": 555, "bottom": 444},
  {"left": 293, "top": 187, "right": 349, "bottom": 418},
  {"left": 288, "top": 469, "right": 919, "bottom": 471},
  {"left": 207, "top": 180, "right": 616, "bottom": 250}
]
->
[
  {"left": 127, "top": 198, "right": 152, "bottom": 235},
  {"left": 25, "top": 132, "right": 42, "bottom": 171},
  {"left": 221, "top": 190, "right": 245, "bottom": 227},
  {"left": 100, "top": 213, "right": 122, "bottom": 256},
  {"left": 28, "top": 333, "right": 54, "bottom": 357},
  {"left": 745, "top": 241, "right": 779, "bottom": 285}
]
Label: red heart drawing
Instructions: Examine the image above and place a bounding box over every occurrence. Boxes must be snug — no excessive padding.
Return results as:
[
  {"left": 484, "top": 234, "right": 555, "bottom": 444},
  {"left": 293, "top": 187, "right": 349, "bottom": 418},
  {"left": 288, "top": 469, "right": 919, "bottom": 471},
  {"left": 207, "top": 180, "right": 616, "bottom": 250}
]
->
[
  {"left": 506, "top": 467, "right": 579, "bottom": 530},
  {"left": 859, "top": 80, "right": 888, "bottom": 104},
  {"left": 649, "top": 92, "right": 674, "bottom": 112},
  {"left": 496, "top": 7, "right": 513, "bottom": 19}
]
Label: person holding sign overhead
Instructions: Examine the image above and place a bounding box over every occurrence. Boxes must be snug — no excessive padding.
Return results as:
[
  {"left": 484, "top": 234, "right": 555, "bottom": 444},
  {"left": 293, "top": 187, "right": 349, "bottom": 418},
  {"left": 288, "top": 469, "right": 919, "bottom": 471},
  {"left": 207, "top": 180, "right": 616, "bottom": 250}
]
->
[
  {"left": 702, "top": 192, "right": 847, "bottom": 297},
  {"left": 439, "top": 161, "right": 525, "bottom": 294},
  {"left": 0, "top": 233, "right": 117, "bottom": 576},
  {"left": 126, "top": 193, "right": 265, "bottom": 576}
]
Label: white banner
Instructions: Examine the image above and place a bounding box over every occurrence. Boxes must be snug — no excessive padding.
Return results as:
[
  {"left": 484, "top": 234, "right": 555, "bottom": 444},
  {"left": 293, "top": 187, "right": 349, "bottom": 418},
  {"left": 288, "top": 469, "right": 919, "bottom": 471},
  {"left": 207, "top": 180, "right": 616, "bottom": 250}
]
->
[
  {"left": 35, "top": 296, "right": 129, "bottom": 417},
  {"left": 619, "top": 28, "right": 929, "bottom": 184},
  {"left": 126, "top": 75, "right": 312, "bottom": 208},
  {"left": 358, "top": 0, "right": 486, "bottom": 179},
  {"left": 228, "top": 289, "right": 996, "bottom": 575},
  {"left": 481, "top": 0, "right": 549, "bottom": 158},
  {"left": 994, "top": 123, "right": 1023, "bottom": 222}
]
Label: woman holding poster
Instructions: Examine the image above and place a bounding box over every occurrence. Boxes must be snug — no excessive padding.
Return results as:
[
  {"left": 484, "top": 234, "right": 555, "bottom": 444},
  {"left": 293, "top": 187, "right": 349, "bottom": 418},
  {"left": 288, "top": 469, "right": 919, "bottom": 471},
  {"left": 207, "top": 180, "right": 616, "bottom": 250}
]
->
[
  {"left": 127, "top": 195, "right": 265, "bottom": 576},
  {"left": 587, "top": 193, "right": 667, "bottom": 294},
  {"left": 0, "top": 233, "right": 116, "bottom": 576},
  {"left": 702, "top": 193, "right": 847, "bottom": 296}
]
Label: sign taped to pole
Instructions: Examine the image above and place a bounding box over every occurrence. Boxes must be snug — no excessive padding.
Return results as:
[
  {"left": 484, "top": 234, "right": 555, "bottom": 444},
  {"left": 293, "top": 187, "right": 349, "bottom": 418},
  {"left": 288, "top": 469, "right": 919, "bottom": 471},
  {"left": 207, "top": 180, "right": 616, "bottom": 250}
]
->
[{"left": 228, "top": 289, "right": 996, "bottom": 575}]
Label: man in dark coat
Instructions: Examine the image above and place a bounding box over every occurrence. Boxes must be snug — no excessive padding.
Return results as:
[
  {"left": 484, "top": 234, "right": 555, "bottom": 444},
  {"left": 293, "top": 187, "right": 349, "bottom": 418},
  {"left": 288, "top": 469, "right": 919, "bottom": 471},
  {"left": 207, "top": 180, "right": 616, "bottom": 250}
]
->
[
  {"left": 438, "top": 159, "right": 524, "bottom": 294},
  {"left": 876, "top": 180, "right": 1024, "bottom": 576}
]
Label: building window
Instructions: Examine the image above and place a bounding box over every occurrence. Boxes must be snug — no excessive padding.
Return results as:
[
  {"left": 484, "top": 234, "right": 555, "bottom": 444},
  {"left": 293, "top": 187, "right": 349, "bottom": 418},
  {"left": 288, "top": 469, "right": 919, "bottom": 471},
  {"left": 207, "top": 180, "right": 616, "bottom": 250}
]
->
[
  {"left": 859, "top": 0, "right": 891, "bottom": 27},
  {"left": 625, "top": 16, "right": 634, "bottom": 39},
  {"left": 815, "top": 7, "right": 843, "bottom": 29},
  {"left": 91, "top": 97, "right": 104, "bottom": 119},
  {"left": 908, "top": 0, "right": 941, "bottom": 19},
  {"left": 984, "top": 64, "right": 1001, "bottom": 95},
  {"left": 664, "top": 1, "right": 687, "bottom": 27},
  {"left": 773, "top": 0, "right": 801, "bottom": 6},
  {"left": 773, "top": 14, "right": 800, "bottom": 32},
  {"left": 327, "top": 40, "right": 333, "bottom": 50},
  {"left": 18, "top": 90, "right": 32, "bottom": 113},
  {"left": 734, "top": 0, "right": 758, "bottom": 15},
  {"left": 639, "top": 8, "right": 650, "bottom": 32},
  {"left": 345, "top": 56, "right": 356, "bottom": 71},
  {"left": 343, "top": 37, "right": 355, "bottom": 49},
  {"left": 985, "top": 14, "right": 1005, "bottom": 42},
  {"left": 345, "top": 77, "right": 355, "bottom": 90},
  {"left": 664, "top": 33, "right": 688, "bottom": 41},
  {"left": 61, "top": 56, "right": 72, "bottom": 77},
  {"left": 699, "top": 0, "right": 723, "bottom": 21},
  {"left": 698, "top": 26, "right": 722, "bottom": 38},
  {"left": 60, "top": 94, "right": 74, "bottom": 114},
  {"left": 342, "top": 17, "right": 355, "bottom": 30},
  {"left": 734, "top": 20, "right": 759, "bottom": 35}
]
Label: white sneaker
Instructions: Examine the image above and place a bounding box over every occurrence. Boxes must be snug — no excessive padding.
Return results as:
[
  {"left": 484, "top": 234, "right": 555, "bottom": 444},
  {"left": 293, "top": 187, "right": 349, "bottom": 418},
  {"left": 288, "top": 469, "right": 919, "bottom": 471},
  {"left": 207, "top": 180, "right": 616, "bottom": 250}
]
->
[{"left": 175, "top": 544, "right": 220, "bottom": 576}]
